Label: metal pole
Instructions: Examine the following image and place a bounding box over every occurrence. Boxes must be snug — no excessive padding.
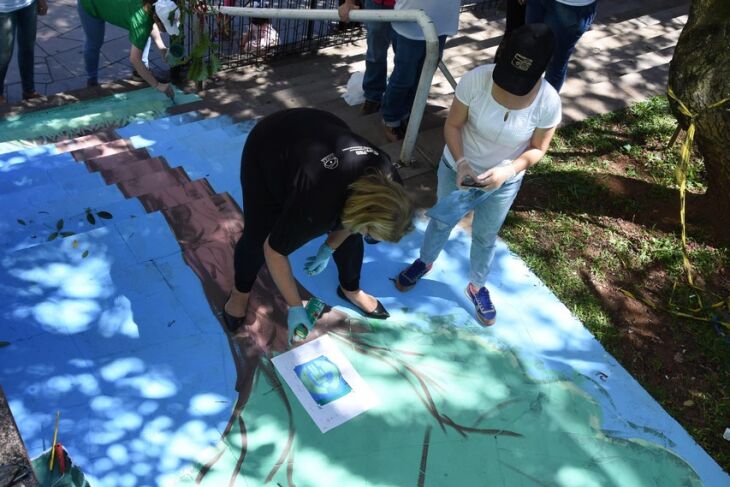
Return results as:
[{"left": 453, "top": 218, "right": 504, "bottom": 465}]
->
[
  {"left": 439, "top": 60, "right": 458, "bottom": 91},
  {"left": 212, "top": 7, "right": 441, "bottom": 166}
]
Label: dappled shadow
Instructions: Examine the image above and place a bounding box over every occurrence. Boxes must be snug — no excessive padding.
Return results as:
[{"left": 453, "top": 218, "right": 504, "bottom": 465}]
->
[
  {"left": 514, "top": 170, "right": 726, "bottom": 244},
  {"left": 187, "top": 221, "right": 704, "bottom": 486},
  {"left": 1, "top": 107, "right": 712, "bottom": 485}
]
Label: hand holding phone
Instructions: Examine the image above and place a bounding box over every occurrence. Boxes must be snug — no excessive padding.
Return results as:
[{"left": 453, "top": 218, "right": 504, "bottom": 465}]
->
[{"left": 461, "top": 175, "right": 487, "bottom": 188}]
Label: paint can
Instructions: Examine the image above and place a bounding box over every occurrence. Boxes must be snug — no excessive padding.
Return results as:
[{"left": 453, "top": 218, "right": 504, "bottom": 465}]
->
[{"left": 292, "top": 297, "right": 326, "bottom": 342}]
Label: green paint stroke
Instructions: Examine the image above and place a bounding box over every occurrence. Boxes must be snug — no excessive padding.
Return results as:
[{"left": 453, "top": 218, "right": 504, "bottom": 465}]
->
[
  {"left": 0, "top": 87, "right": 199, "bottom": 144},
  {"left": 183, "top": 310, "right": 702, "bottom": 487}
]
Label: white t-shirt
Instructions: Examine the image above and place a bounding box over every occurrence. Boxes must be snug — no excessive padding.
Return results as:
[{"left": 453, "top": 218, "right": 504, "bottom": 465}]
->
[
  {"left": 443, "top": 64, "right": 562, "bottom": 174},
  {"left": 392, "top": 0, "right": 460, "bottom": 40},
  {"left": 0, "top": 0, "right": 33, "bottom": 13}
]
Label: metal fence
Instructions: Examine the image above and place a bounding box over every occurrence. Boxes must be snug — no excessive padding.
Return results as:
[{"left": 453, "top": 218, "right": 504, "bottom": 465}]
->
[{"left": 184, "top": 0, "right": 502, "bottom": 72}]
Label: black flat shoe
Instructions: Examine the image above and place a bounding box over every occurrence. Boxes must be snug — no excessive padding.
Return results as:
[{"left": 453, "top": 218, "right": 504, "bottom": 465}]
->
[
  {"left": 222, "top": 309, "right": 245, "bottom": 333},
  {"left": 336, "top": 287, "right": 390, "bottom": 319},
  {"left": 222, "top": 293, "right": 246, "bottom": 333}
]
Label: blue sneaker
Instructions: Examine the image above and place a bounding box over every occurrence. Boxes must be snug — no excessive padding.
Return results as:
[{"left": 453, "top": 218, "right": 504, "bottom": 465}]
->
[
  {"left": 395, "top": 259, "right": 432, "bottom": 292},
  {"left": 465, "top": 284, "right": 496, "bottom": 326}
]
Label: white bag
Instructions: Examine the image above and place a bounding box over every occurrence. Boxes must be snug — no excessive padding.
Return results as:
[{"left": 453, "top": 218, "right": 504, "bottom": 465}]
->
[{"left": 341, "top": 71, "right": 365, "bottom": 106}]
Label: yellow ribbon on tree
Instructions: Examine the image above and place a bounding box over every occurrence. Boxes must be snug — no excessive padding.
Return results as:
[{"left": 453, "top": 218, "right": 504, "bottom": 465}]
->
[{"left": 666, "top": 87, "right": 730, "bottom": 287}]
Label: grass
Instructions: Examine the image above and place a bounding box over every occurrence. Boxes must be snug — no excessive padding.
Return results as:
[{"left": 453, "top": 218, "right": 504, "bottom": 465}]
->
[{"left": 501, "top": 95, "right": 730, "bottom": 471}]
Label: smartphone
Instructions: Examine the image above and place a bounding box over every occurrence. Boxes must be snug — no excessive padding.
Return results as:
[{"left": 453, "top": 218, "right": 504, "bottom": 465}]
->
[{"left": 461, "top": 175, "right": 487, "bottom": 188}]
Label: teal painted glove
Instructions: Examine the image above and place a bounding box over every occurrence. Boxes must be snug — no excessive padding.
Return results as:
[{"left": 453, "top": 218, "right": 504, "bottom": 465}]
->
[
  {"left": 287, "top": 306, "right": 314, "bottom": 345},
  {"left": 304, "top": 243, "right": 335, "bottom": 276}
]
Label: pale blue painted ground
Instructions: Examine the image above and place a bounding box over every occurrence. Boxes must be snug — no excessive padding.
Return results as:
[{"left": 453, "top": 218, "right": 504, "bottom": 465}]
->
[{"left": 1, "top": 112, "right": 727, "bottom": 486}]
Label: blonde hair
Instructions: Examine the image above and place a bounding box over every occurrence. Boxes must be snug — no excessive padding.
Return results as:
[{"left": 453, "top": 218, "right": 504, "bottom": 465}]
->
[{"left": 341, "top": 171, "right": 415, "bottom": 243}]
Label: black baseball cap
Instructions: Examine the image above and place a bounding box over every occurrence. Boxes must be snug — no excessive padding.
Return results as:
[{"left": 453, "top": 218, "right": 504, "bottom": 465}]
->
[{"left": 493, "top": 23, "right": 555, "bottom": 96}]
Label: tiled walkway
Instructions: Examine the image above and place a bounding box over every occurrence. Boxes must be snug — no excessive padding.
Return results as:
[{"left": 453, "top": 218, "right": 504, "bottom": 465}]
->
[
  {"left": 3, "top": 0, "right": 689, "bottom": 123},
  {"left": 2, "top": 0, "right": 167, "bottom": 102}
]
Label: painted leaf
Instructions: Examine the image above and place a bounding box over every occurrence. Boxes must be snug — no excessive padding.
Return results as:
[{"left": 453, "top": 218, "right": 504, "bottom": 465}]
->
[
  {"left": 82, "top": 250, "right": 89, "bottom": 259},
  {"left": 56, "top": 219, "right": 64, "bottom": 230},
  {"left": 60, "top": 231, "right": 76, "bottom": 238},
  {"left": 17, "top": 219, "right": 26, "bottom": 225},
  {"left": 96, "top": 211, "right": 113, "bottom": 220},
  {"left": 0, "top": 341, "right": 10, "bottom": 348},
  {"left": 48, "top": 232, "right": 59, "bottom": 241},
  {"left": 87, "top": 212, "right": 96, "bottom": 225},
  {"left": 72, "top": 240, "right": 79, "bottom": 249}
]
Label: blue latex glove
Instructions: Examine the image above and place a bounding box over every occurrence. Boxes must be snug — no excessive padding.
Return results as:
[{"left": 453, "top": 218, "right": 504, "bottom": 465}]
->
[
  {"left": 287, "top": 306, "right": 314, "bottom": 345},
  {"left": 304, "top": 243, "right": 335, "bottom": 276}
]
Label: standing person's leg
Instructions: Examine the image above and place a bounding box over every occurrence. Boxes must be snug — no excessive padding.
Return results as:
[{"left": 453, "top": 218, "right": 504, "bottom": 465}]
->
[
  {"left": 525, "top": 0, "right": 547, "bottom": 23},
  {"left": 402, "top": 35, "right": 445, "bottom": 118},
  {"left": 505, "top": 0, "right": 527, "bottom": 35},
  {"left": 15, "top": 1, "right": 38, "bottom": 98},
  {"left": 497, "top": 0, "right": 528, "bottom": 63},
  {"left": 0, "top": 9, "right": 17, "bottom": 102},
  {"left": 527, "top": 0, "right": 597, "bottom": 92},
  {"left": 361, "top": 0, "right": 391, "bottom": 113},
  {"left": 333, "top": 233, "right": 389, "bottom": 317},
  {"left": 420, "top": 159, "right": 460, "bottom": 265},
  {"left": 466, "top": 176, "right": 522, "bottom": 325},
  {"left": 77, "top": 0, "right": 106, "bottom": 86},
  {"left": 396, "top": 159, "right": 459, "bottom": 291},
  {"left": 469, "top": 178, "right": 522, "bottom": 286},
  {"left": 381, "top": 31, "right": 426, "bottom": 141}
]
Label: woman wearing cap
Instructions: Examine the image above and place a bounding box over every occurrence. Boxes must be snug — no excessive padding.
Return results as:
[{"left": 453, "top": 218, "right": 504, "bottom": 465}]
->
[
  {"left": 77, "top": 0, "right": 179, "bottom": 95},
  {"left": 223, "top": 108, "right": 415, "bottom": 342},
  {"left": 394, "top": 24, "right": 561, "bottom": 326}
]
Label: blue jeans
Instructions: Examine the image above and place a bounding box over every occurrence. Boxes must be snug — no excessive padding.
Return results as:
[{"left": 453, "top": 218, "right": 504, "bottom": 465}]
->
[
  {"left": 77, "top": 0, "right": 151, "bottom": 82},
  {"left": 362, "top": 0, "right": 392, "bottom": 103},
  {"left": 526, "top": 0, "right": 597, "bottom": 92},
  {"left": 0, "top": 1, "right": 37, "bottom": 93},
  {"left": 381, "top": 30, "right": 446, "bottom": 126},
  {"left": 77, "top": 0, "right": 105, "bottom": 81},
  {"left": 420, "top": 159, "right": 522, "bottom": 287}
]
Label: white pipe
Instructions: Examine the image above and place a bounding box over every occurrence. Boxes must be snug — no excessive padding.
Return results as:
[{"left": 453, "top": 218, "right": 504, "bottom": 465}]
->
[{"left": 211, "top": 7, "right": 440, "bottom": 166}]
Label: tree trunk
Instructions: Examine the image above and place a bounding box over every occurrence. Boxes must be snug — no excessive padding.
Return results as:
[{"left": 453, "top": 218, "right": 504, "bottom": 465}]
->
[{"left": 667, "top": 0, "right": 730, "bottom": 237}]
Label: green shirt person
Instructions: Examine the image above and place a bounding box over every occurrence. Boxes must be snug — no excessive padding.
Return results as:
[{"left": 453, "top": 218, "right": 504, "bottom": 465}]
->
[{"left": 77, "top": 0, "right": 180, "bottom": 97}]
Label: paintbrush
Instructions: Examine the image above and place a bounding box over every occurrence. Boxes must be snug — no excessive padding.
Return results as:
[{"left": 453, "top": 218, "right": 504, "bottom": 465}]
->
[{"left": 49, "top": 410, "right": 60, "bottom": 471}]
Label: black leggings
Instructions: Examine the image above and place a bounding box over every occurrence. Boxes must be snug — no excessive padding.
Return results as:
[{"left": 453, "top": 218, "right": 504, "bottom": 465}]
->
[{"left": 233, "top": 153, "right": 364, "bottom": 294}]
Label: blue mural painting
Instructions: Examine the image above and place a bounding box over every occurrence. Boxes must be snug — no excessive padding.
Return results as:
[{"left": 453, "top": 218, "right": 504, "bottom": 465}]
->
[{"left": 0, "top": 100, "right": 728, "bottom": 486}]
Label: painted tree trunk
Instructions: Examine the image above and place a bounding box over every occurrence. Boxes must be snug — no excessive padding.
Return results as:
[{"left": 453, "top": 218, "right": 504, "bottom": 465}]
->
[{"left": 667, "top": 0, "right": 730, "bottom": 234}]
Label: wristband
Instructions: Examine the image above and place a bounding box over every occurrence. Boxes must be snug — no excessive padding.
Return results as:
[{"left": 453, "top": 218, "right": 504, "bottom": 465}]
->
[{"left": 455, "top": 157, "right": 467, "bottom": 167}]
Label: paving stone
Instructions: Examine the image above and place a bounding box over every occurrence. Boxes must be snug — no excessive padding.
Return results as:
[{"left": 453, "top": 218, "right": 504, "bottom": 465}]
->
[{"left": 36, "top": 34, "right": 83, "bottom": 56}]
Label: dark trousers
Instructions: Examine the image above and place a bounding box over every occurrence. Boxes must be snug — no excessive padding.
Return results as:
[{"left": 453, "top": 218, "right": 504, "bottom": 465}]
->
[
  {"left": 495, "top": 0, "right": 526, "bottom": 64},
  {"left": 0, "top": 1, "right": 37, "bottom": 93},
  {"left": 526, "top": 0, "right": 597, "bottom": 92},
  {"left": 505, "top": 0, "right": 526, "bottom": 35},
  {"left": 233, "top": 151, "right": 364, "bottom": 294}
]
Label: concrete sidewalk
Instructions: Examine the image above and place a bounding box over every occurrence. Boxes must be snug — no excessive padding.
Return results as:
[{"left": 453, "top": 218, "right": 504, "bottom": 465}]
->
[
  {"left": 2, "top": 0, "right": 689, "bottom": 123},
  {"left": 1, "top": 0, "right": 168, "bottom": 102}
]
